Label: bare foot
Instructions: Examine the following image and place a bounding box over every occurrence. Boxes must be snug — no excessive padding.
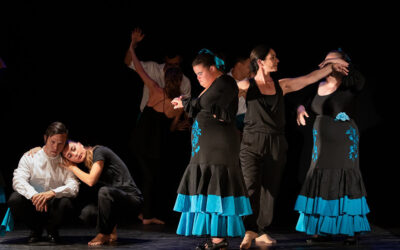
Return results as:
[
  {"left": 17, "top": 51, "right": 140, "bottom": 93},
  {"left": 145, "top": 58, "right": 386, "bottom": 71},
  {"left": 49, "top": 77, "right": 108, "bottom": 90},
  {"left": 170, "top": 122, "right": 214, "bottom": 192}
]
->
[
  {"left": 88, "top": 233, "right": 110, "bottom": 246},
  {"left": 240, "top": 230, "right": 258, "bottom": 249},
  {"left": 109, "top": 226, "right": 117, "bottom": 243},
  {"left": 255, "top": 233, "right": 277, "bottom": 245},
  {"left": 142, "top": 217, "right": 165, "bottom": 225}
]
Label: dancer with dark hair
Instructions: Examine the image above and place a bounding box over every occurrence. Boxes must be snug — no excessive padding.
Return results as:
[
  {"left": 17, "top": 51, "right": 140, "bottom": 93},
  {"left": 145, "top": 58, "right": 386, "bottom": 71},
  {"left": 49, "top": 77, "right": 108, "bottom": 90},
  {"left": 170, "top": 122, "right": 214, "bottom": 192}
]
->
[
  {"left": 238, "top": 45, "right": 349, "bottom": 249},
  {"left": 294, "top": 49, "right": 370, "bottom": 245},
  {"left": 171, "top": 49, "right": 251, "bottom": 250},
  {"left": 128, "top": 28, "right": 189, "bottom": 225},
  {"left": 7, "top": 122, "right": 79, "bottom": 244},
  {"left": 125, "top": 30, "right": 191, "bottom": 112},
  {"left": 62, "top": 140, "right": 143, "bottom": 246}
]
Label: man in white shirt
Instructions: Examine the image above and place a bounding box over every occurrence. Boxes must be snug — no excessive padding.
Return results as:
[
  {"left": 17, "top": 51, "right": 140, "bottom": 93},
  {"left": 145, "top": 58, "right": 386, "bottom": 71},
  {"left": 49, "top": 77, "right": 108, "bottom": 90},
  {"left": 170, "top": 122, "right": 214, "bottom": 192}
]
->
[
  {"left": 124, "top": 44, "right": 191, "bottom": 112},
  {"left": 227, "top": 55, "right": 252, "bottom": 132},
  {"left": 7, "top": 122, "right": 79, "bottom": 244}
]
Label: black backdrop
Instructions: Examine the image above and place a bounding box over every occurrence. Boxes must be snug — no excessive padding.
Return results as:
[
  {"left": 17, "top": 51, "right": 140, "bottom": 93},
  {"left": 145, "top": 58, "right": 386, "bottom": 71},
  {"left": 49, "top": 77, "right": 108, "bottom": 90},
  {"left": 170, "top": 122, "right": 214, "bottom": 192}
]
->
[{"left": 1, "top": 2, "right": 397, "bottom": 228}]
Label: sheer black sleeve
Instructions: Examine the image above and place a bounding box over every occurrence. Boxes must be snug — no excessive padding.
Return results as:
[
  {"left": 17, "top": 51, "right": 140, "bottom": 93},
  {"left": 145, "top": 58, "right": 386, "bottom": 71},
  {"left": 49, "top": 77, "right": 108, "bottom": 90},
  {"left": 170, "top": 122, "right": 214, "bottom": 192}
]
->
[
  {"left": 183, "top": 97, "right": 201, "bottom": 118},
  {"left": 341, "top": 64, "right": 365, "bottom": 93},
  {"left": 209, "top": 76, "right": 238, "bottom": 123}
]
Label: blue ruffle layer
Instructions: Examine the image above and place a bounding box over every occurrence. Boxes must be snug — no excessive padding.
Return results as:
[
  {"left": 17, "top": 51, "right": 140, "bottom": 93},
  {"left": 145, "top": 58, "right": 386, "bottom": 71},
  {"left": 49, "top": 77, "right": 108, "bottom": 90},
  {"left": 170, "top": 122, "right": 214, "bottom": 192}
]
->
[
  {"left": 174, "top": 194, "right": 252, "bottom": 237},
  {"left": 174, "top": 194, "right": 252, "bottom": 216},
  {"left": 1, "top": 208, "right": 14, "bottom": 236},
  {"left": 295, "top": 195, "right": 370, "bottom": 236},
  {"left": 295, "top": 195, "right": 370, "bottom": 216},
  {"left": 177, "top": 212, "right": 246, "bottom": 237}
]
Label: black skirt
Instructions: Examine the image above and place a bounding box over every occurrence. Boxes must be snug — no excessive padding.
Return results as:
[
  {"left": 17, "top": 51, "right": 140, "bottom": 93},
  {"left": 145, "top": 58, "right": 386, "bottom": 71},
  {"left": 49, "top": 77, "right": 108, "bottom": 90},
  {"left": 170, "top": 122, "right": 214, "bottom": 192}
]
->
[
  {"left": 174, "top": 111, "right": 251, "bottom": 237},
  {"left": 294, "top": 115, "right": 370, "bottom": 236}
]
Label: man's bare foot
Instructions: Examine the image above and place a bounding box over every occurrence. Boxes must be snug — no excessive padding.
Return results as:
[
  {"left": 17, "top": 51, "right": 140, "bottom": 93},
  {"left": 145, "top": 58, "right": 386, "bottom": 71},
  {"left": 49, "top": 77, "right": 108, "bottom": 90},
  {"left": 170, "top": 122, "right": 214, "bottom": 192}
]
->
[
  {"left": 109, "top": 226, "right": 117, "bottom": 243},
  {"left": 88, "top": 233, "right": 110, "bottom": 246},
  {"left": 240, "top": 230, "right": 258, "bottom": 249},
  {"left": 255, "top": 233, "right": 277, "bottom": 245},
  {"left": 142, "top": 217, "right": 165, "bottom": 225}
]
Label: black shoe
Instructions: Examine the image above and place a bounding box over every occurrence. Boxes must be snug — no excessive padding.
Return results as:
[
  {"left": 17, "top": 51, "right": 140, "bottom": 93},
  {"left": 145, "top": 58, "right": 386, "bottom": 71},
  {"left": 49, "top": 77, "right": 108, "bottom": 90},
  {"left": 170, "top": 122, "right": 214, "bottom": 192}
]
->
[
  {"left": 47, "top": 231, "right": 61, "bottom": 244},
  {"left": 27, "top": 229, "right": 43, "bottom": 244},
  {"left": 306, "top": 235, "right": 332, "bottom": 244},
  {"left": 196, "top": 238, "right": 229, "bottom": 250},
  {"left": 343, "top": 236, "right": 358, "bottom": 246}
]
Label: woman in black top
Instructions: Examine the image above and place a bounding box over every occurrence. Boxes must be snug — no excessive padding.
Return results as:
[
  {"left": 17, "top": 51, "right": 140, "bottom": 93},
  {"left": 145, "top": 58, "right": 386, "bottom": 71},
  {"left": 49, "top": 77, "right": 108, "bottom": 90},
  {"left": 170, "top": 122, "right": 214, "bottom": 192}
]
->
[
  {"left": 171, "top": 49, "right": 251, "bottom": 250},
  {"left": 62, "top": 141, "right": 143, "bottom": 246},
  {"left": 294, "top": 50, "right": 370, "bottom": 244},
  {"left": 238, "top": 44, "right": 349, "bottom": 249}
]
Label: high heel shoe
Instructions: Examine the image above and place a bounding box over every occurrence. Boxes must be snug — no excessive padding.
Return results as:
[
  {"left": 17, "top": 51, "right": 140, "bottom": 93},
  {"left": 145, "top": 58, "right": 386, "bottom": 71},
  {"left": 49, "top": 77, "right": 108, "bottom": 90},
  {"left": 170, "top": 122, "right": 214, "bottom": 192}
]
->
[{"left": 196, "top": 238, "right": 229, "bottom": 250}]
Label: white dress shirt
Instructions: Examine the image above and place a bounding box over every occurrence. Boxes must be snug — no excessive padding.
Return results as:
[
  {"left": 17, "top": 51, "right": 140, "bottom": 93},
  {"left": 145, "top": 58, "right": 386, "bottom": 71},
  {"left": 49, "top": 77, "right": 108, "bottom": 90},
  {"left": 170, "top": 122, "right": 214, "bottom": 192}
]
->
[
  {"left": 228, "top": 70, "right": 247, "bottom": 116},
  {"left": 129, "top": 61, "right": 191, "bottom": 111},
  {"left": 12, "top": 149, "right": 79, "bottom": 200}
]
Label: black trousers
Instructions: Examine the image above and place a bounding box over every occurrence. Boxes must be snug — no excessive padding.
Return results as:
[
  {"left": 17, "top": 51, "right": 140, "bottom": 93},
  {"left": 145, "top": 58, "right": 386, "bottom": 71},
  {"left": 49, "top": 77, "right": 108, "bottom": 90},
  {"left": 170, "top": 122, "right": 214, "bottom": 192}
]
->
[
  {"left": 79, "top": 186, "right": 143, "bottom": 234},
  {"left": 7, "top": 192, "right": 74, "bottom": 233},
  {"left": 135, "top": 155, "right": 163, "bottom": 219},
  {"left": 240, "top": 132, "right": 287, "bottom": 234}
]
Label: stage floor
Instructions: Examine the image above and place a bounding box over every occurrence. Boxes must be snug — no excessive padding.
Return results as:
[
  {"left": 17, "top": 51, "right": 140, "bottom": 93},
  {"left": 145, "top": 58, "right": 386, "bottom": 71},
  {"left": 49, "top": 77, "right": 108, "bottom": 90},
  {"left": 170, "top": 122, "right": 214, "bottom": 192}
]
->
[{"left": 1, "top": 223, "right": 400, "bottom": 249}]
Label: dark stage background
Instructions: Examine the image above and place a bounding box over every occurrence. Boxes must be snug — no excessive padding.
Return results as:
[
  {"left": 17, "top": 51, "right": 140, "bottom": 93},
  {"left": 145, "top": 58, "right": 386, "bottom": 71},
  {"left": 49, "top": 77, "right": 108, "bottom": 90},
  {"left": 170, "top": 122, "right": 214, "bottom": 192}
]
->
[{"left": 1, "top": 2, "right": 397, "bottom": 228}]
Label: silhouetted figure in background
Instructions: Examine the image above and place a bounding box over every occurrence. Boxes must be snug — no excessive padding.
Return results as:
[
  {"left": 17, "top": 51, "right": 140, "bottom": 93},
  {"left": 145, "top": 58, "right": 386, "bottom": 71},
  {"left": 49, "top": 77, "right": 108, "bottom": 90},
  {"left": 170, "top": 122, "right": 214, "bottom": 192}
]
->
[
  {"left": 128, "top": 28, "right": 189, "bottom": 225},
  {"left": 124, "top": 31, "right": 191, "bottom": 113},
  {"left": 227, "top": 53, "right": 253, "bottom": 133}
]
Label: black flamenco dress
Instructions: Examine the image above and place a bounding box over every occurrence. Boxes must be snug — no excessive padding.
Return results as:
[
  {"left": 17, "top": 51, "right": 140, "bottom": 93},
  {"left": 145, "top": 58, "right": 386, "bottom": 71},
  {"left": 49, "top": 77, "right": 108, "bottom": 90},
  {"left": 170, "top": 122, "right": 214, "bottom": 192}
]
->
[
  {"left": 174, "top": 75, "right": 252, "bottom": 237},
  {"left": 294, "top": 67, "right": 370, "bottom": 236}
]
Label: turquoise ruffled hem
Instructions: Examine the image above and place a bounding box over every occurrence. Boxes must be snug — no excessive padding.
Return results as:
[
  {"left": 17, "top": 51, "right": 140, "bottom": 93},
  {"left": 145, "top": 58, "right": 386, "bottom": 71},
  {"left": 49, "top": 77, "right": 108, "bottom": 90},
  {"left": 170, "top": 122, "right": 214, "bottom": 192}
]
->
[
  {"left": 174, "top": 194, "right": 251, "bottom": 237},
  {"left": 294, "top": 195, "right": 370, "bottom": 216},
  {"left": 294, "top": 195, "right": 370, "bottom": 236},
  {"left": 296, "top": 212, "right": 370, "bottom": 236},
  {"left": 177, "top": 212, "right": 246, "bottom": 237},
  {"left": 1, "top": 208, "right": 14, "bottom": 236}
]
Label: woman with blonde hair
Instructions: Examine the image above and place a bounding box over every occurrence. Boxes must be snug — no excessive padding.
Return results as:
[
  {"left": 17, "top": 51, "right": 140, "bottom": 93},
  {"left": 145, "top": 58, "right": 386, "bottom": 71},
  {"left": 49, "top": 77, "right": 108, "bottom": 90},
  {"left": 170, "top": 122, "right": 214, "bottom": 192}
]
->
[{"left": 62, "top": 141, "right": 143, "bottom": 246}]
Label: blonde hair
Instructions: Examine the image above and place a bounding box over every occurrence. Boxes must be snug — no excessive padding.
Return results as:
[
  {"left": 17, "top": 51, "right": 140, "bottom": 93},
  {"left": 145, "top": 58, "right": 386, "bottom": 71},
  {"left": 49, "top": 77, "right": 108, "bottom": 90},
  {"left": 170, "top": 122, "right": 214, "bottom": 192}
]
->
[{"left": 83, "top": 146, "right": 94, "bottom": 169}]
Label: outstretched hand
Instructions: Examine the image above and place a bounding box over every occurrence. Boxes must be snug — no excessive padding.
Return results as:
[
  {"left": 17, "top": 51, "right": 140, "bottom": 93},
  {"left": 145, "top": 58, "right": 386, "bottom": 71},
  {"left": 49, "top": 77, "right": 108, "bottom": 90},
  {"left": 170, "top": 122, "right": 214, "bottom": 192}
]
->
[
  {"left": 319, "top": 57, "right": 349, "bottom": 76},
  {"left": 332, "top": 63, "right": 349, "bottom": 76},
  {"left": 296, "top": 105, "right": 309, "bottom": 126},
  {"left": 130, "top": 28, "right": 145, "bottom": 48},
  {"left": 319, "top": 57, "right": 349, "bottom": 68},
  {"left": 171, "top": 96, "right": 184, "bottom": 109}
]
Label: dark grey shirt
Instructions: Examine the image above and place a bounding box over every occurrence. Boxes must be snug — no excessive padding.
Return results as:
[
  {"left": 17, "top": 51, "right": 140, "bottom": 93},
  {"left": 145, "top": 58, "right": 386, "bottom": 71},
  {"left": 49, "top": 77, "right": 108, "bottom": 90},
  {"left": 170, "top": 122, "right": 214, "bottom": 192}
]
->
[{"left": 93, "top": 146, "right": 141, "bottom": 196}]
